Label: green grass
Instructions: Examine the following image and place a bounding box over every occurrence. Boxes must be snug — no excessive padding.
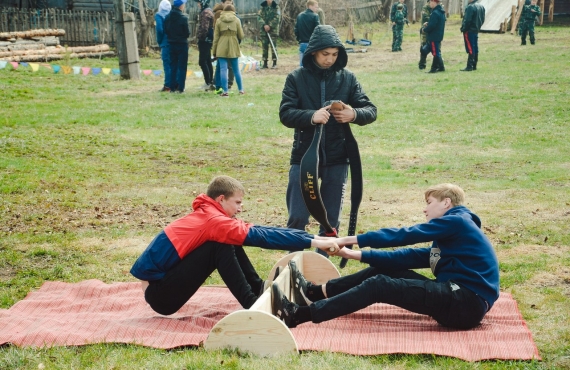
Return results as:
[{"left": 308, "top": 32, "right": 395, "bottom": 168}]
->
[{"left": 1, "top": 19, "right": 569, "bottom": 369}]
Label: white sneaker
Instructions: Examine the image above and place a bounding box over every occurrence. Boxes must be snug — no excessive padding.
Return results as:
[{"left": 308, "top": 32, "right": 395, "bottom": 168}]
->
[{"left": 198, "top": 83, "right": 209, "bottom": 90}]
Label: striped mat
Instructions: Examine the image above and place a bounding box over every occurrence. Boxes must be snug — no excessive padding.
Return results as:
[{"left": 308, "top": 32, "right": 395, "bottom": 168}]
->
[{"left": 0, "top": 279, "right": 540, "bottom": 362}]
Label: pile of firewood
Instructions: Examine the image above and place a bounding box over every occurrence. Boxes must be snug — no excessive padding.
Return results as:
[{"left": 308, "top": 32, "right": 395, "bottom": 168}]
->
[{"left": 0, "top": 29, "right": 114, "bottom": 62}]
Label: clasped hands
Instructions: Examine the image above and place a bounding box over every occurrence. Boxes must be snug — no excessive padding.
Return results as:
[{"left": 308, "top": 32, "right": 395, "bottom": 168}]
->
[
  {"left": 312, "top": 235, "right": 359, "bottom": 259},
  {"left": 312, "top": 101, "right": 355, "bottom": 125}
]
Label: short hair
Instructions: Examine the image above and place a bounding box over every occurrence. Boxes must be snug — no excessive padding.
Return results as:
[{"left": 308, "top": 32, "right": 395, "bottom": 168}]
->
[
  {"left": 424, "top": 183, "right": 465, "bottom": 207},
  {"left": 206, "top": 175, "right": 245, "bottom": 199},
  {"left": 223, "top": 3, "right": 235, "bottom": 11},
  {"left": 307, "top": 0, "right": 317, "bottom": 7},
  {"left": 222, "top": 0, "right": 233, "bottom": 3}
]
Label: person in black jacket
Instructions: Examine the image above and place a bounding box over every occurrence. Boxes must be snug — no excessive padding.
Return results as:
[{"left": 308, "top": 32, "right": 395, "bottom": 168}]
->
[
  {"left": 279, "top": 25, "right": 377, "bottom": 255},
  {"left": 295, "top": 0, "right": 320, "bottom": 67},
  {"left": 419, "top": 0, "right": 446, "bottom": 73},
  {"left": 164, "top": 0, "right": 191, "bottom": 93},
  {"left": 460, "top": 0, "right": 485, "bottom": 71}
]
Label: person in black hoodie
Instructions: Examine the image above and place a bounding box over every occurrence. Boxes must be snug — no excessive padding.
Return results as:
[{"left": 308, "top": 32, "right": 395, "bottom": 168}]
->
[
  {"left": 279, "top": 25, "right": 377, "bottom": 254},
  {"left": 419, "top": 0, "right": 446, "bottom": 73},
  {"left": 164, "top": 0, "right": 191, "bottom": 93},
  {"left": 460, "top": 0, "right": 485, "bottom": 71}
]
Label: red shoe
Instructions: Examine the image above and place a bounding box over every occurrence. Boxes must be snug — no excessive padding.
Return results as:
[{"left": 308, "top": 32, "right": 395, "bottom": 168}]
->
[{"left": 239, "top": 91, "right": 245, "bottom": 95}]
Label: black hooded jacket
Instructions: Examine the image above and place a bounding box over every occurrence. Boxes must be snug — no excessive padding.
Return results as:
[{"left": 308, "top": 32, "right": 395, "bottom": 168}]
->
[
  {"left": 423, "top": 4, "right": 445, "bottom": 43},
  {"left": 279, "top": 25, "right": 377, "bottom": 166}
]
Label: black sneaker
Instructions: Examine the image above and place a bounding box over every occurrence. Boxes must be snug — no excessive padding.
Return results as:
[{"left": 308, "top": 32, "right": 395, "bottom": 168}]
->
[
  {"left": 288, "top": 260, "right": 311, "bottom": 306},
  {"left": 271, "top": 283, "right": 300, "bottom": 328}
]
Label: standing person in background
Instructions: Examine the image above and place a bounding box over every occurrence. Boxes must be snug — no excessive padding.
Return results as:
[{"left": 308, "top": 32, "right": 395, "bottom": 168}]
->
[
  {"left": 212, "top": 3, "right": 245, "bottom": 97},
  {"left": 520, "top": 0, "right": 541, "bottom": 45},
  {"left": 460, "top": 0, "right": 485, "bottom": 71},
  {"left": 279, "top": 25, "right": 377, "bottom": 256},
  {"left": 391, "top": 3, "right": 407, "bottom": 52},
  {"left": 317, "top": 5, "right": 325, "bottom": 25},
  {"left": 155, "top": 0, "right": 172, "bottom": 92},
  {"left": 420, "top": 0, "right": 446, "bottom": 73},
  {"left": 419, "top": 0, "right": 431, "bottom": 69},
  {"left": 164, "top": 0, "right": 190, "bottom": 93},
  {"left": 258, "top": 0, "right": 280, "bottom": 69},
  {"left": 295, "top": 0, "right": 320, "bottom": 66},
  {"left": 212, "top": 0, "right": 235, "bottom": 93},
  {"left": 195, "top": 0, "right": 215, "bottom": 91},
  {"left": 390, "top": 0, "right": 407, "bottom": 26}
]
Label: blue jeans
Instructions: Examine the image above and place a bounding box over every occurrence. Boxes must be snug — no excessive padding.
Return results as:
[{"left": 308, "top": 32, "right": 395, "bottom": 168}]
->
[
  {"left": 169, "top": 43, "right": 189, "bottom": 92},
  {"left": 421, "top": 41, "right": 441, "bottom": 58},
  {"left": 299, "top": 42, "right": 308, "bottom": 66},
  {"left": 286, "top": 163, "right": 348, "bottom": 256},
  {"left": 161, "top": 44, "right": 171, "bottom": 88},
  {"left": 218, "top": 57, "right": 243, "bottom": 93},
  {"left": 214, "top": 61, "right": 234, "bottom": 89},
  {"left": 311, "top": 267, "right": 489, "bottom": 329}
]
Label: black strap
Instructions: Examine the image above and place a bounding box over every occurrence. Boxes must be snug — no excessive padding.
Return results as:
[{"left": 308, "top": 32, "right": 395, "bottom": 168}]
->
[
  {"left": 299, "top": 79, "right": 364, "bottom": 262},
  {"left": 300, "top": 80, "right": 337, "bottom": 236}
]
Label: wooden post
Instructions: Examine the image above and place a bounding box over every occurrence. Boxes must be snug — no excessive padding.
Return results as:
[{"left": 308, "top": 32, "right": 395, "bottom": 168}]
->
[
  {"left": 511, "top": 0, "right": 524, "bottom": 34},
  {"left": 113, "top": 0, "right": 140, "bottom": 79},
  {"left": 538, "top": 0, "right": 545, "bottom": 25},
  {"left": 511, "top": 5, "right": 516, "bottom": 31},
  {"left": 548, "top": 0, "right": 554, "bottom": 22}
]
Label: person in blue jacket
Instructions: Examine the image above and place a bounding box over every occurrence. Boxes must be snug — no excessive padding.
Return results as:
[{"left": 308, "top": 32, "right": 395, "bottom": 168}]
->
[
  {"left": 155, "top": 0, "right": 172, "bottom": 91},
  {"left": 272, "top": 183, "right": 500, "bottom": 330},
  {"left": 419, "top": 0, "right": 446, "bottom": 73}
]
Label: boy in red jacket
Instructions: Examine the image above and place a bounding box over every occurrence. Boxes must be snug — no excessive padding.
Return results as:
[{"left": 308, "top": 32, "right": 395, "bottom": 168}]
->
[{"left": 131, "top": 175, "right": 337, "bottom": 315}]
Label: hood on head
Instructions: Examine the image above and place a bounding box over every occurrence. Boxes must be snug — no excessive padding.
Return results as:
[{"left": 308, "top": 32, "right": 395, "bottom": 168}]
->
[
  {"left": 158, "top": 0, "right": 171, "bottom": 16},
  {"left": 302, "top": 25, "right": 347, "bottom": 72}
]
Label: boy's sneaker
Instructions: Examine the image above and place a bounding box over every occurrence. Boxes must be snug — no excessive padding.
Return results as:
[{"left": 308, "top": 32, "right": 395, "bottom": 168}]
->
[
  {"left": 214, "top": 87, "right": 223, "bottom": 95},
  {"left": 271, "top": 283, "right": 300, "bottom": 328},
  {"left": 220, "top": 92, "right": 229, "bottom": 97},
  {"left": 206, "top": 84, "right": 216, "bottom": 91},
  {"left": 159, "top": 86, "right": 170, "bottom": 92},
  {"left": 198, "top": 83, "right": 209, "bottom": 90},
  {"left": 239, "top": 91, "right": 246, "bottom": 95},
  {"left": 288, "top": 260, "right": 311, "bottom": 306}
]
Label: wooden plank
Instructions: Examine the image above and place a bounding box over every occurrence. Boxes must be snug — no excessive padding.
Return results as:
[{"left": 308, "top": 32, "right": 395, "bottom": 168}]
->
[
  {"left": 539, "top": 0, "right": 545, "bottom": 24},
  {"left": 511, "top": 0, "right": 524, "bottom": 34},
  {"left": 548, "top": 0, "right": 554, "bottom": 22}
]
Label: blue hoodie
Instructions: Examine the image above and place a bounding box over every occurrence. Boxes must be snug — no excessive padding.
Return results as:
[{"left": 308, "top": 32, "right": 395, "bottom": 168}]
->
[
  {"left": 155, "top": 0, "right": 172, "bottom": 48},
  {"left": 357, "top": 206, "right": 499, "bottom": 308}
]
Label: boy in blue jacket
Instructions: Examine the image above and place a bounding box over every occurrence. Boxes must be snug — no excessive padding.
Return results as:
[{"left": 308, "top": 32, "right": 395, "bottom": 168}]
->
[
  {"left": 155, "top": 0, "right": 172, "bottom": 91},
  {"left": 273, "top": 183, "right": 500, "bottom": 330},
  {"left": 131, "top": 175, "right": 338, "bottom": 316},
  {"left": 419, "top": 0, "right": 446, "bottom": 73}
]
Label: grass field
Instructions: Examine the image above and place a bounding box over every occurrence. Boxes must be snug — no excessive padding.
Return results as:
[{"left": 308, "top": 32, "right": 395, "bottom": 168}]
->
[{"left": 1, "top": 18, "right": 569, "bottom": 369}]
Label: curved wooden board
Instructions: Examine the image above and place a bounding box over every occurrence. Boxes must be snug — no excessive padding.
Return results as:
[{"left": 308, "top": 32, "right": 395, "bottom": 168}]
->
[
  {"left": 267, "top": 251, "right": 340, "bottom": 285},
  {"left": 204, "top": 310, "right": 298, "bottom": 356}
]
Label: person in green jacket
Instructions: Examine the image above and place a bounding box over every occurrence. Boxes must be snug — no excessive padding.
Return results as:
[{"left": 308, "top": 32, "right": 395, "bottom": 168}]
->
[
  {"left": 520, "top": 0, "right": 541, "bottom": 45},
  {"left": 212, "top": 4, "right": 245, "bottom": 96},
  {"left": 258, "top": 0, "right": 280, "bottom": 69},
  {"left": 391, "top": 4, "right": 407, "bottom": 52}
]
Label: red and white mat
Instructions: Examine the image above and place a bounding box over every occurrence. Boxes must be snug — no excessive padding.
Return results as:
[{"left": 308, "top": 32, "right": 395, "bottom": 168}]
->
[{"left": 0, "top": 279, "right": 540, "bottom": 362}]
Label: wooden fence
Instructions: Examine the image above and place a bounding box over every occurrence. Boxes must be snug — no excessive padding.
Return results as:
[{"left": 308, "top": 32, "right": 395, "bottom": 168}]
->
[{"left": 0, "top": 7, "right": 116, "bottom": 46}]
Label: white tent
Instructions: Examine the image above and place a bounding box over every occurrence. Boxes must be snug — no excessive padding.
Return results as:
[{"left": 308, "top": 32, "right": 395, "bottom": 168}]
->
[{"left": 477, "top": 0, "right": 520, "bottom": 32}]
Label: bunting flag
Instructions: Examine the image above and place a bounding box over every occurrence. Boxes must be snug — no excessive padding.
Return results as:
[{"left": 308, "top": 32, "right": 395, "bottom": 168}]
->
[{"left": 0, "top": 58, "right": 259, "bottom": 78}]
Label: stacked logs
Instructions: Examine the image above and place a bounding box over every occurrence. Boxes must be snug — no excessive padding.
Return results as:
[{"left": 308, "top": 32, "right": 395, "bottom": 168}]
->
[{"left": 0, "top": 28, "right": 114, "bottom": 62}]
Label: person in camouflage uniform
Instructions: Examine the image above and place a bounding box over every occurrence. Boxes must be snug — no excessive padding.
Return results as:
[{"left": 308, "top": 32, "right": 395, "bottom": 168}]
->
[
  {"left": 420, "top": 0, "right": 431, "bottom": 47},
  {"left": 258, "top": 0, "right": 280, "bottom": 69},
  {"left": 391, "top": 4, "right": 406, "bottom": 51},
  {"left": 519, "top": 0, "right": 541, "bottom": 45}
]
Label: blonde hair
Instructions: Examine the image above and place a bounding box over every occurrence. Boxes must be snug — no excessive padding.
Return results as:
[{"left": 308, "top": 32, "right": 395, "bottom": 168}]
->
[
  {"left": 424, "top": 183, "right": 465, "bottom": 207},
  {"left": 307, "top": 0, "right": 318, "bottom": 7},
  {"left": 207, "top": 176, "right": 245, "bottom": 199}
]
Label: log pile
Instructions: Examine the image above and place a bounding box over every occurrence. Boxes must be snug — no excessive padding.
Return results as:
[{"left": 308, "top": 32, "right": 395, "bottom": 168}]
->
[
  {"left": 0, "top": 44, "right": 114, "bottom": 62},
  {"left": 0, "top": 28, "right": 114, "bottom": 62}
]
